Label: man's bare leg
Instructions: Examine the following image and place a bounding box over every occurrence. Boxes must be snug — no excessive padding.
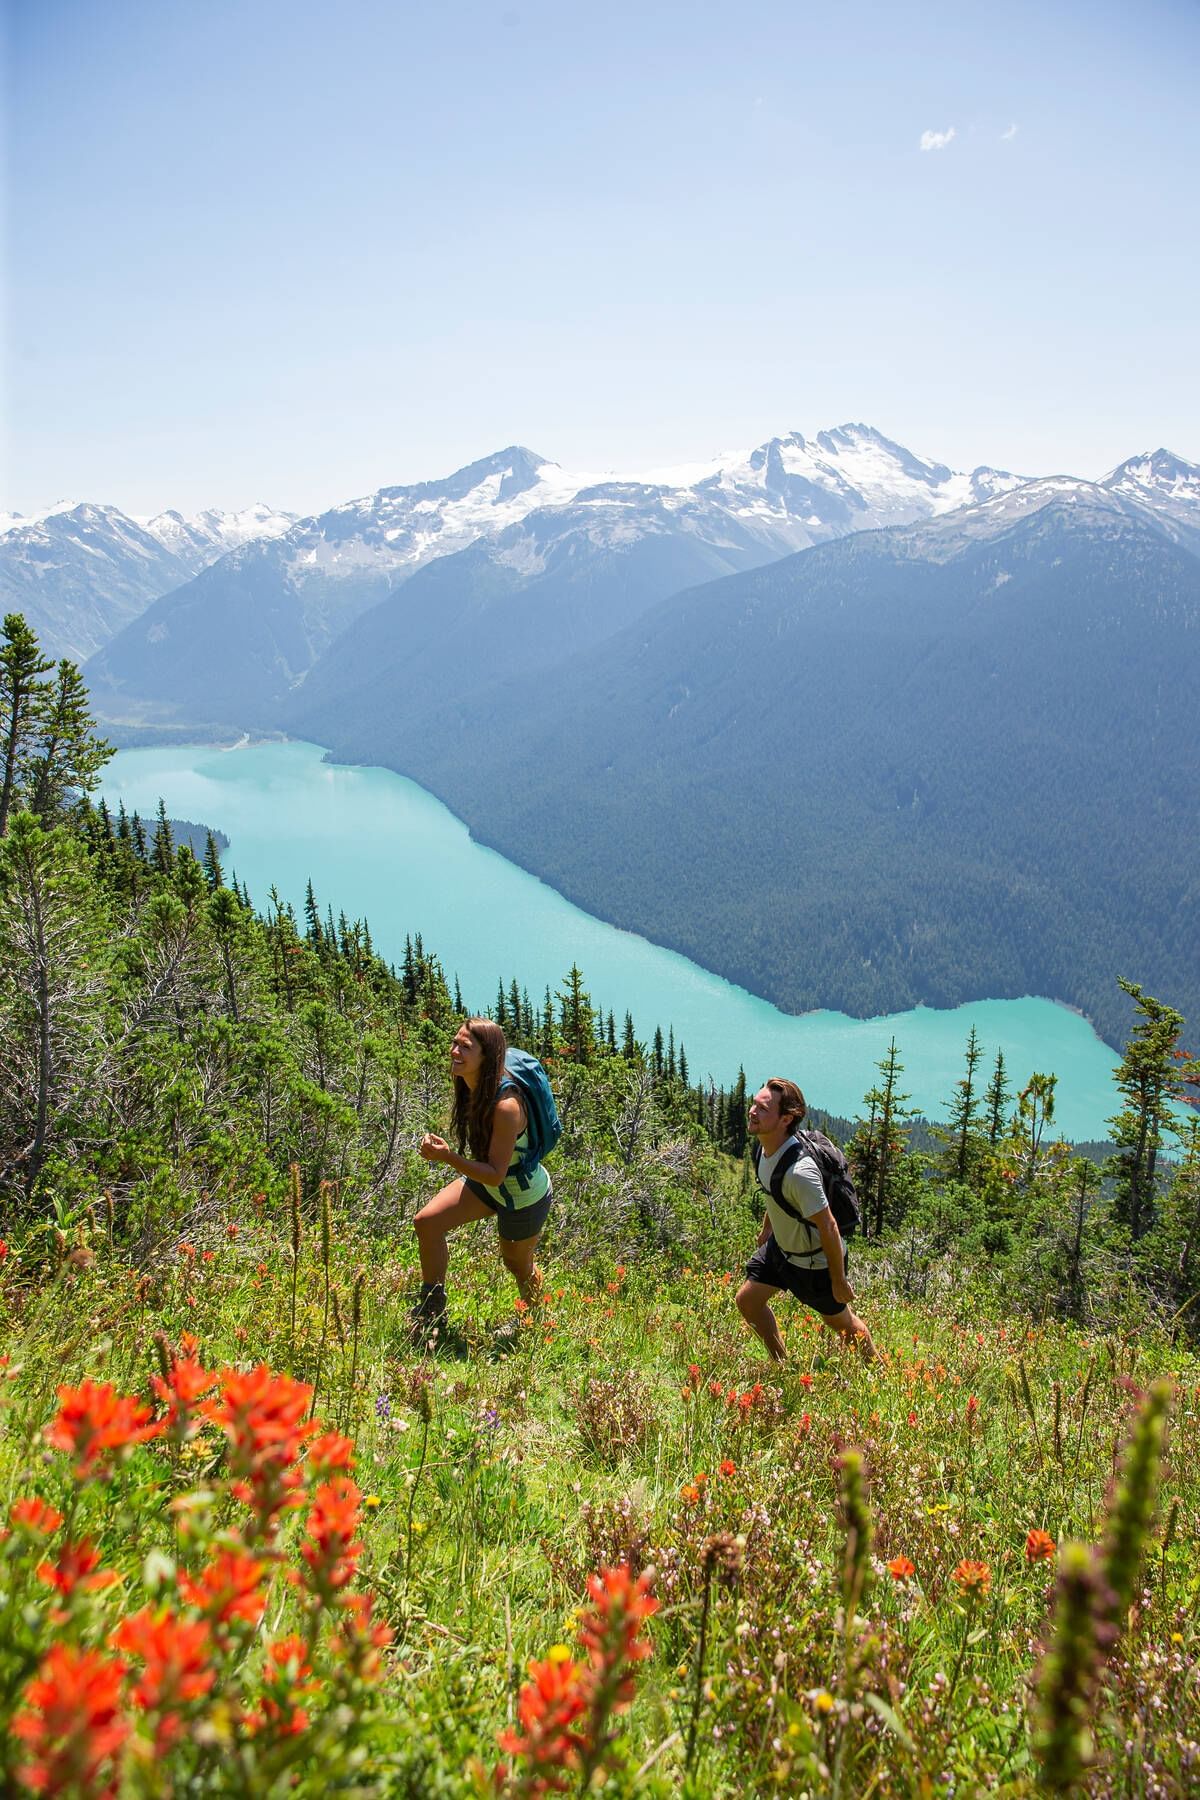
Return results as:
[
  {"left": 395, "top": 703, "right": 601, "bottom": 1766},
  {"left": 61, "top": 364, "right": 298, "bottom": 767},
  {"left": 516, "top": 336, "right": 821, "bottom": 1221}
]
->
[
  {"left": 735, "top": 1279, "right": 787, "bottom": 1361},
  {"left": 824, "top": 1305, "right": 876, "bottom": 1364}
]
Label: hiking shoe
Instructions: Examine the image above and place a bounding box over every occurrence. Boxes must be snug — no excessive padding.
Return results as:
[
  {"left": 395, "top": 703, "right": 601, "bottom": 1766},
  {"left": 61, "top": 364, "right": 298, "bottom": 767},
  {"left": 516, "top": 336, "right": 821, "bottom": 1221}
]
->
[{"left": 408, "top": 1283, "right": 447, "bottom": 1344}]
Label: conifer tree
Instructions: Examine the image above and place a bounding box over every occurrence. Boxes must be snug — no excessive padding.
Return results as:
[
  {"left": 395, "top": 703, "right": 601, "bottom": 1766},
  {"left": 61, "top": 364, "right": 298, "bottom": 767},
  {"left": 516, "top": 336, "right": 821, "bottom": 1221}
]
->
[
  {"left": 851, "top": 1039, "right": 912, "bottom": 1236},
  {"left": 0, "top": 613, "right": 54, "bottom": 837},
  {"left": 558, "top": 965, "right": 594, "bottom": 1061},
  {"left": 678, "top": 1043, "right": 689, "bottom": 1086},
  {"left": 202, "top": 831, "right": 225, "bottom": 891},
  {"left": 667, "top": 1026, "right": 676, "bottom": 1081},
  {"left": 152, "top": 801, "right": 176, "bottom": 876},
  {"left": 941, "top": 1025, "right": 984, "bottom": 1185},
  {"left": 453, "top": 974, "right": 464, "bottom": 1014},
  {"left": 131, "top": 811, "right": 148, "bottom": 861},
  {"left": 27, "top": 658, "right": 112, "bottom": 819},
  {"left": 984, "top": 1048, "right": 1011, "bottom": 1146},
  {"left": 606, "top": 1010, "right": 616, "bottom": 1053},
  {"left": 726, "top": 1067, "right": 748, "bottom": 1157},
  {"left": 304, "top": 881, "right": 323, "bottom": 947},
  {"left": 622, "top": 1012, "right": 637, "bottom": 1060},
  {"left": 1107, "top": 981, "right": 1193, "bottom": 1239},
  {"left": 1016, "top": 1072, "right": 1058, "bottom": 1188},
  {"left": 652, "top": 1025, "right": 664, "bottom": 1078}
]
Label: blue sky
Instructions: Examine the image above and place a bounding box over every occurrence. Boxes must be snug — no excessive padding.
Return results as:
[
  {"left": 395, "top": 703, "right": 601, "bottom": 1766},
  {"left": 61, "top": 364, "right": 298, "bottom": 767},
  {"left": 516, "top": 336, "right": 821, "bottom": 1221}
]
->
[{"left": 6, "top": 0, "right": 1199, "bottom": 516}]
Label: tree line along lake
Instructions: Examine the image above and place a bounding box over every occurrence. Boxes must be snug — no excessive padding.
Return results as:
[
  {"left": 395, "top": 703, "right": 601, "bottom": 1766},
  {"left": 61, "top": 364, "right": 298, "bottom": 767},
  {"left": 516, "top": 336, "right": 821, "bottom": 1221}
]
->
[{"left": 99, "top": 740, "right": 1122, "bottom": 1141}]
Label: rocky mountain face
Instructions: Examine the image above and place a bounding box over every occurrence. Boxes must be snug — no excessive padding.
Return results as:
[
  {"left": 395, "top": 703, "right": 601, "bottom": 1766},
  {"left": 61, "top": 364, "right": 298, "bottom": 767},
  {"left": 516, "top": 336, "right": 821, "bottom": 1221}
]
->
[
  {"left": 0, "top": 499, "right": 294, "bottom": 662},
  {"left": 83, "top": 428, "right": 1027, "bottom": 728}
]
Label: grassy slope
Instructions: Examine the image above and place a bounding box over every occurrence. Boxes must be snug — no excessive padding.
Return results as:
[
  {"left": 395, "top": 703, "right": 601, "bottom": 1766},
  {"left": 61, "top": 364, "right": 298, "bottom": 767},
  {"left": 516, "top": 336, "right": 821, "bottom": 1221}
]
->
[{"left": 2, "top": 1209, "right": 1197, "bottom": 1798}]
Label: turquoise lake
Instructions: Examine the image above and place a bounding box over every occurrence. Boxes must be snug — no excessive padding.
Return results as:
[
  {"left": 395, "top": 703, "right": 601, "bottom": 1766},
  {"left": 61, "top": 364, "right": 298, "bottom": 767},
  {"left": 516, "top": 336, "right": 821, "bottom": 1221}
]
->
[{"left": 100, "top": 740, "right": 1121, "bottom": 1140}]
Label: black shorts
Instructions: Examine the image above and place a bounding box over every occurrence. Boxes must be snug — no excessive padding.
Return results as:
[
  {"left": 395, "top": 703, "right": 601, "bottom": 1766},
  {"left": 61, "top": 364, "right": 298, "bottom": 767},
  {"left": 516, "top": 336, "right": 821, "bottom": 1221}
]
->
[
  {"left": 744, "top": 1234, "right": 849, "bottom": 1316},
  {"left": 465, "top": 1180, "right": 553, "bottom": 1242}
]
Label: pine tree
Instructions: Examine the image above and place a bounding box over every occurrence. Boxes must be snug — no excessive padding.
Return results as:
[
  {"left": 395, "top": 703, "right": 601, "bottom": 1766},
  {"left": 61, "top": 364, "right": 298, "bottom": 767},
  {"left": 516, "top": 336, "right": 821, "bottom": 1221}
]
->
[
  {"left": 726, "top": 1066, "right": 748, "bottom": 1157},
  {"left": 678, "top": 1042, "right": 689, "bottom": 1086},
  {"left": 652, "top": 1025, "right": 664, "bottom": 1078},
  {"left": 202, "top": 831, "right": 225, "bottom": 891},
  {"left": 622, "top": 1012, "right": 637, "bottom": 1061},
  {"left": 606, "top": 1010, "right": 616, "bottom": 1053},
  {"left": 851, "top": 1039, "right": 912, "bottom": 1236},
  {"left": 667, "top": 1026, "right": 676, "bottom": 1081},
  {"left": 557, "top": 965, "right": 594, "bottom": 1062},
  {"left": 27, "top": 658, "right": 112, "bottom": 819},
  {"left": 1016, "top": 1072, "right": 1058, "bottom": 1188},
  {"left": 305, "top": 881, "right": 323, "bottom": 947},
  {"left": 152, "top": 801, "right": 176, "bottom": 876},
  {"left": 508, "top": 978, "right": 522, "bottom": 1038},
  {"left": 495, "top": 978, "right": 508, "bottom": 1029},
  {"left": 0, "top": 613, "right": 54, "bottom": 836},
  {"left": 984, "top": 1049, "right": 1011, "bottom": 1146},
  {"left": 940, "top": 1025, "right": 984, "bottom": 1185},
  {"left": 1107, "top": 981, "right": 1193, "bottom": 1240},
  {"left": 453, "top": 974, "right": 464, "bottom": 1014}
]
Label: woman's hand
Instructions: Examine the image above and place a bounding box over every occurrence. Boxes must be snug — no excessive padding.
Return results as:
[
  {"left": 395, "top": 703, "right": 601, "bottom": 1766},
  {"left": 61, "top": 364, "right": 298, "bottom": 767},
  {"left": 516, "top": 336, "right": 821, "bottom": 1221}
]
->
[{"left": 419, "top": 1133, "right": 453, "bottom": 1165}]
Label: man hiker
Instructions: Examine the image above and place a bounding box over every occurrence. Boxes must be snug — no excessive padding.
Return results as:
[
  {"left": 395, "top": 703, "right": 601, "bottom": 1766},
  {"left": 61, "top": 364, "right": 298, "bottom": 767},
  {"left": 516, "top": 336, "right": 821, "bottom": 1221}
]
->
[{"left": 736, "top": 1077, "right": 876, "bottom": 1362}]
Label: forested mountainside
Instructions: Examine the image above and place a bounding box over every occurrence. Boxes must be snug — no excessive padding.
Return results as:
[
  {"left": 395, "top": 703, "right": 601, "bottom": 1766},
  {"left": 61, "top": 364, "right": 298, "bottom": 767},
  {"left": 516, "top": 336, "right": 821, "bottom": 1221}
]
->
[
  {"left": 297, "top": 494, "right": 1200, "bottom": 1051},
  {"left": 5, "top": 606, "right": 1200, "bottom": 1798}
]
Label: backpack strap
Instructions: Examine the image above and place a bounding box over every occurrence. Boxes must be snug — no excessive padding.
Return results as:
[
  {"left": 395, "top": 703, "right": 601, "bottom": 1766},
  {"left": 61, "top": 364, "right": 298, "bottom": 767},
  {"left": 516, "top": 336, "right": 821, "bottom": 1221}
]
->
[
  {"left": 493, "top": 1077, "right": 531, "bottom": 1205},
  {"left": 753, "top": 1136, "right": 826, "bottom": 1265}
]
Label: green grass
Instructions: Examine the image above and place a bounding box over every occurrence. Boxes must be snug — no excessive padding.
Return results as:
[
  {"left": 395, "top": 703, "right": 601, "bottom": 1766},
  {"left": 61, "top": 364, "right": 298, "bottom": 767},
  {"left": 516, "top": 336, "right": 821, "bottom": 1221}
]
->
[{"left": 2, "top": 1212, "right": 1197, "bottom": 1798}]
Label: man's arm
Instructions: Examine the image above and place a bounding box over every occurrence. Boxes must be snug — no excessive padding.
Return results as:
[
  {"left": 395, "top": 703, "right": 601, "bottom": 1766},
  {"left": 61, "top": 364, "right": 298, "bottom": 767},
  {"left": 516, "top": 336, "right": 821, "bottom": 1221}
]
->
[
  {"left": 757, "top": 1211, "right": 772, "bottom": 1247},
  {"left": 813, "top": 1207, "right": 855, "bottom": 1307}
]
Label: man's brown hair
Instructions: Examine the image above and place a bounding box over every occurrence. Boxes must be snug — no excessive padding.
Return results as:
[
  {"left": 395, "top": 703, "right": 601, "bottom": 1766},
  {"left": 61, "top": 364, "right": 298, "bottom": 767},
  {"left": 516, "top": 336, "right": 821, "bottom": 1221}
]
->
[{"left": 766, "top": 1077, "right": 806, "bottom": 1128}]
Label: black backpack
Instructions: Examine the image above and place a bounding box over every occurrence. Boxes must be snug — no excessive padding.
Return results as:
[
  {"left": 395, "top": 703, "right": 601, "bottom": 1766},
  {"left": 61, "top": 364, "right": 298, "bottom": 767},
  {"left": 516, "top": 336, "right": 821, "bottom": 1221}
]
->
[{"left": 752, "top": 1129, "right": 861, "bottom": 1243}]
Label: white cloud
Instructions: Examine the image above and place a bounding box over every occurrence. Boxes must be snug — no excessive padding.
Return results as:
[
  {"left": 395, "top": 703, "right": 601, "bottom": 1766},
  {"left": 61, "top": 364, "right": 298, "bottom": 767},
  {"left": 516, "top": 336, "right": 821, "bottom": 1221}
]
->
[
  {"left": 919, "top": 126, "right": 956, "bottom": 152},
  {"left": 1001, "top": 122, "right": 1019, "bottom": 140}
]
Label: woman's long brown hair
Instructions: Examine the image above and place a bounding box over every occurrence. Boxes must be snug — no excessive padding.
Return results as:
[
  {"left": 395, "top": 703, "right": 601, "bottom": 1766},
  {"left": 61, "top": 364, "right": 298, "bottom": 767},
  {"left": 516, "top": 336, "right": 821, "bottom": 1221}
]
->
[{"left": 452, "top": 1018, "right": 509, "bottom": 1161}]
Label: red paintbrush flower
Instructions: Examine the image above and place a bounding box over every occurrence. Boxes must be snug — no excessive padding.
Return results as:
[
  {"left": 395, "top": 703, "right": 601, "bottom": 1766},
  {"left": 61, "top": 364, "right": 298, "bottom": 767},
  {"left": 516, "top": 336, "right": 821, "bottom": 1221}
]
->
[
  {"left": 45, "top": 1380, "right": 163, "bottom": 1478},
  {"left": 179, "top": 1548, "right": 268, "bottom": 1629},
  {"left": 110, "top": 1606, "right": 215, "bottom": 1750},
  {"left": 12, "top": 1644, "right": 129, "bottom": 1798}
]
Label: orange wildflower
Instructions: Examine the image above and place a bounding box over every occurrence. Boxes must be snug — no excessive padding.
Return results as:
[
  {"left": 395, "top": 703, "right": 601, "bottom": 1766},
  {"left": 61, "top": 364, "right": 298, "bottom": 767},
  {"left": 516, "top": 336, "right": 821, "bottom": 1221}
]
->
[
  {"left": 331, "top": 1590, "right": 394, "bottom": 1681},
  {"left": 179, "top": 1547, "right": 268, "bottom": 1629},
  {"left": 718, "top": 1459, "right": 737, "bottom": 1478},
  {"left": 10, "top": 1497, "right": 64, "bottom": 1535},
  {"left": 257, "top": 1634, "right": 316, "bottom": 1737},
  {"left": 45, "top": 1379, "right": 163, "bottom": 1478},
  {"left": 1025, "top": 1528, "right": 1056, "bottom": 1564},
  {"left": 300, "top": 1476, "right": 364, "bottom": 1602},
  {"left": 12, "top": 1643, "right": 129, "bottom": 1799},
  {"left": 498, "top": 1651, "right": 590, "bottom": 1781},
  {"left": 307, "top": 1431, "right": 357, "bottom": 1476},
  {"left": 110, "top": 1606, "right": 215, "bottom": 1750},
  {"left": 202, "top": 1363, "right": 315, "bottom": 1533},
  {"left": 952, "top": 1559, "right": 992, "bottom": 1597},
  {"left": 36, "top": 1538, "right": 121, "bottom": 1599},
  {"left": 887, "top": 1555, "right": 916, "bottom": 1581}
]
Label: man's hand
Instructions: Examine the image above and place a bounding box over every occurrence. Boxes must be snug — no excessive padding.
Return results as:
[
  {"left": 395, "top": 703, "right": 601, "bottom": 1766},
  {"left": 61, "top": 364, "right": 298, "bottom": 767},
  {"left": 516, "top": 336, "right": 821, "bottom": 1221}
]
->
[
  {"left": 832, "top": 1276, "right": 856, "bottom": 1307},
  {"left": 419, "top": 1133, "right": 452, "bottom": 1164}
]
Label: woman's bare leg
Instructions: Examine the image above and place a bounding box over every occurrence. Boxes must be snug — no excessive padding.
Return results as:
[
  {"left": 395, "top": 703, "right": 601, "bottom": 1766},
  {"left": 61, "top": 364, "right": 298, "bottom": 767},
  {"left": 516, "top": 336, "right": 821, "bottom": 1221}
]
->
[
  {"left": 413, "top": 1179, "right": 493, "bottom": 1285},
  {"left": 499, "top": 1234, "right": 543, "bottom": 1301}
]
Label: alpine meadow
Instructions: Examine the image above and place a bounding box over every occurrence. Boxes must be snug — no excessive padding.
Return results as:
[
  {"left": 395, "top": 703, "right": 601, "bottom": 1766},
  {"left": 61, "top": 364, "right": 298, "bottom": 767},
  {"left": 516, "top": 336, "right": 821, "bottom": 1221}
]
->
[{"left": 8, "top": 1, "right": 1200, "bottom": 1794}]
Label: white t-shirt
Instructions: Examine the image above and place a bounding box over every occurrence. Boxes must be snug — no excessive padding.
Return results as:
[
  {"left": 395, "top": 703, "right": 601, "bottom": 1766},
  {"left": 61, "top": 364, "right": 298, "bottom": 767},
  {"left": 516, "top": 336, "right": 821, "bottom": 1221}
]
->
[{"left": 756, "top": 1139, "right": 830, "bottom": 1268}]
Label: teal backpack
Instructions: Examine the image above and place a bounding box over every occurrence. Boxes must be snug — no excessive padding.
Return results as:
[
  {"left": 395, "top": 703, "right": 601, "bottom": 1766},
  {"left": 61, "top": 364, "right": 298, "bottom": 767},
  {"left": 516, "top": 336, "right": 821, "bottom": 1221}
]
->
[{"left": 501, "top": 1049, "right": 562, "bottom": 1181}]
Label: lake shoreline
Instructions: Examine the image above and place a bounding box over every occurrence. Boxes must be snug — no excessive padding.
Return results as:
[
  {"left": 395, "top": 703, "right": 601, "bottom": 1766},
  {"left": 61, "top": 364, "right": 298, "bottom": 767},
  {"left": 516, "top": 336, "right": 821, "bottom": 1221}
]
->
[{"left": 97, "top": 739, "right": 1123, "bottom": 1138}]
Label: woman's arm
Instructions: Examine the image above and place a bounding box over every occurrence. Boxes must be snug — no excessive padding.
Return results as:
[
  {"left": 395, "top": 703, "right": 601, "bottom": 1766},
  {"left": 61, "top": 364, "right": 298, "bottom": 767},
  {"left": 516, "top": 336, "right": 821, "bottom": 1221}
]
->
[{"left": 420, "top": 1094, "right": 525, "bottom": 1186}]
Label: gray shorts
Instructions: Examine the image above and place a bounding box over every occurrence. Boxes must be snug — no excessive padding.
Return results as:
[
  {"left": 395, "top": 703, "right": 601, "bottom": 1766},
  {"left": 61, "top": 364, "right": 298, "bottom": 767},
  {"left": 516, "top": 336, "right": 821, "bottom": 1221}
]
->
[{"left": 466, "top": 1180, "right": 553, "bottom": 1242}]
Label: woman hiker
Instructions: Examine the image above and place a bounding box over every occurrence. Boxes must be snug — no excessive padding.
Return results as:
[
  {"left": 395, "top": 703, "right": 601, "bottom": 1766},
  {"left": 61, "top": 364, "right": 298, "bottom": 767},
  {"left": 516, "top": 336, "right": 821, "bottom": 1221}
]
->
[{"left": 410, "top": 1017, "right": 552, "bottom": 1338}]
